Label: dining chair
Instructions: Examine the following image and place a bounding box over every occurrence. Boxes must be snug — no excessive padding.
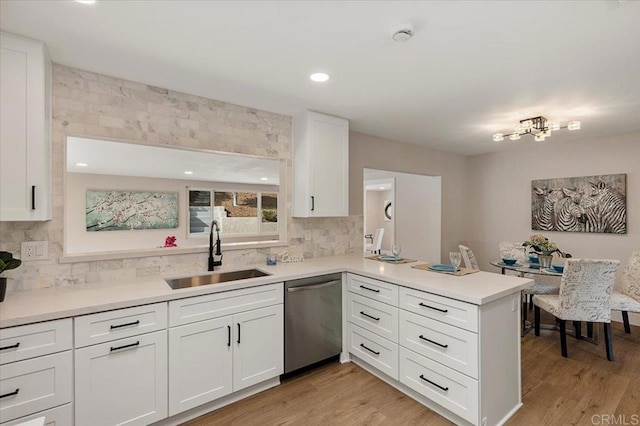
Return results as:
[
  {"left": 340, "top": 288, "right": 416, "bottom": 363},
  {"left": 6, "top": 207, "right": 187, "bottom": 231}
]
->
[
  {"left": 610, "top": 250, "right": 640, "bottom": 334},
  {"left": 500, "top": 241, "right": 561, "bottom": 315},
  {"left": 533, "top": 258, "right": 620, "bottom": 361},
  {"left": 458, "top": 245, "right": 479, "bottom": 270},
  {"left": 371, "top": 228, "right": 384, "bottom": 254}
]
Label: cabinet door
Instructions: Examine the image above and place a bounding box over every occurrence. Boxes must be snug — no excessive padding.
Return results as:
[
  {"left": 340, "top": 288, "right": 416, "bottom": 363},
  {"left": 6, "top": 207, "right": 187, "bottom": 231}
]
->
[
  {"left": 75, "top": 330, "right": 167, "bottom": 426},
  {"left": 308, "top": 112, "right": 349, "bottom": 217},
  {"left": 0, "top": 33, "right": 51, "bottom": 221},
  {"left": 233, "top": 305, "right": 283, "bottom": 391},
  {"left": 168, "top": 316, "right": 233, "bottom": 416}
]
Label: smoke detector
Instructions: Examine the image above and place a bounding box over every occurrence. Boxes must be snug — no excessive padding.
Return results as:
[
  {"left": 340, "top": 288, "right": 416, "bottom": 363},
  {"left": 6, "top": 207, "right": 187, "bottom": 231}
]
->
[{"left": 391, "top": 23, "right": 415, "bottom": 42}]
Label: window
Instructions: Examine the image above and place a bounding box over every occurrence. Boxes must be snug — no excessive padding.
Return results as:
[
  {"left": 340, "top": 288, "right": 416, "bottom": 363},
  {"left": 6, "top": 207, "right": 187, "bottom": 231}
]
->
[{"left": 188, "top": 188, "right": 279, "bottom": 243}]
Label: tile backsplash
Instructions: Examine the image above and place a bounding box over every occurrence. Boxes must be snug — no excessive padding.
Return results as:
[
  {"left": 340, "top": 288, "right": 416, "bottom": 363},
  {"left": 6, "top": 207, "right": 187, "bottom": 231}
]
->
[{"left": 0, "top": 65, "right": 363, "bottom": 292}]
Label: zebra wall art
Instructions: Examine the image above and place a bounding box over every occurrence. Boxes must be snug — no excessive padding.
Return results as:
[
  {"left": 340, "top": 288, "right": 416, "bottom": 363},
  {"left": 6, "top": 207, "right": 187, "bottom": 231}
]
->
[{"left": 531, "top": 174, "right": 626, "bottom": 234}]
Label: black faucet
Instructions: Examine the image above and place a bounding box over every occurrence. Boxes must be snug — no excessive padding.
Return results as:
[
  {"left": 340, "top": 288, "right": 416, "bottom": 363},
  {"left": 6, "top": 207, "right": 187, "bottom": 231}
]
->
[{"left": 208, "top": 220, "right": 223, "bottom": 271}]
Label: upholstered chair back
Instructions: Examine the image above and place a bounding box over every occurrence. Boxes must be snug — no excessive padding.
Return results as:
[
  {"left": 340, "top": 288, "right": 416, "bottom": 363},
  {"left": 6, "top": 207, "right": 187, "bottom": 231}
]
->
[
  {"left": 558, "top": 259, "right": 620, "bottom": 322},
  {"left": 458, "top": 245, "right": 479, "bottom": 270},
  {"left": 621, "top": 250, "right": 640, "bottom": 301}
]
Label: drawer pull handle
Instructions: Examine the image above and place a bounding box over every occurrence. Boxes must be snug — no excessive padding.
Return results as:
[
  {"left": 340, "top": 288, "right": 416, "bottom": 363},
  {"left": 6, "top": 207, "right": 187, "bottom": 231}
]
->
[
  {"left": 0, "top": 389, "right": 20, "bottom": 399},
  {"left": 418, "top": 302, "right": 448, "bottom": 313},
  {"left": 227, "top": 325, "right": 231, "bottom": 347},
  {"left": 237, "top": 323, "right": 241, "bottom": 344},
  {"left": 359, "top": 285, "right": 380, "bottom": 293},
  {"left": 419, "top": 335, "right": 449, "bottom": 348},
  {"left": 0, "top": 342, "right": 20, "bottom": 351},
  {"left": 419, "top": 375, "right": 449, "bottom": 392},
  {"left": 110, "top": 320, "right": 140, "bottom": 330},
  {"left": 360, "top": 343, "right": 380, "bottom": 355},
  {"left": 360, "top": 311, "right": 380, "bottom": 321},
  {"left": 110, "top": 341, "right": 140, "bottom": 352}
]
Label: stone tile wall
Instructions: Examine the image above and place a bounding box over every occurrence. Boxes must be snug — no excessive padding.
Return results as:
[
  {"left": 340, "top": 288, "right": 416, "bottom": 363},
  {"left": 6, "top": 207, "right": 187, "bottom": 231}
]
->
[{"left": 0, "top": 65, "right": 363, "bottom": 292}]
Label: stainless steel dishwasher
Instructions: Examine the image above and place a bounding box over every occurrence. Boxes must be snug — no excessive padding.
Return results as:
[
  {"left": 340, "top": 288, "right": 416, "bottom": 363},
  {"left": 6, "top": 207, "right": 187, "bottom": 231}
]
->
[{"left": 284, "top": 273, "right": 342, "bottom": 375}]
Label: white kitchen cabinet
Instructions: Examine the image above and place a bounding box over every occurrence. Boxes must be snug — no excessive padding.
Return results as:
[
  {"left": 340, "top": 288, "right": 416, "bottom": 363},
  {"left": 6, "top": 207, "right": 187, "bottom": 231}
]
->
[
  {"left": 0, "top": 319, "right": 72, "bottom": 425},
  {"left": 168, "top": 285, "right": 284, "bottom": 417},
  {"left": 74, "top": 330, "right": 168, "bottom": 426},
  {"left": 233, "top": 305, "right": 283, "bottom": 391},
  {"left": 168, "top": 316, "right": 233, "bottom": 416},
  {"left": 292, "top": 111, "right": 349, "bottom": 217},
  {"left": 0, "top": 32, "right": 51, "bottom": 221}
]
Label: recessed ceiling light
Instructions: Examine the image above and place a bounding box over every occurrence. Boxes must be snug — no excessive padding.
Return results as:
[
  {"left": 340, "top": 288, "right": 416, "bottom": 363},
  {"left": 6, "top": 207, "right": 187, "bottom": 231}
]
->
[
  {"left": 75, "top": 0, "right": 97, "bottom": 4},
  {"left": 310, "top": 72, "right": 330, "bottom": 83},
  {"left": 76, "top": 162, "right": 88, "bottom": 167},
  {"left": 184, "top": 171, "right": 193, "bottom": 175},
  {"left": 379, "top": 186, "right": 385, "bottom": 190},
  {"left": 260, "top": 177, "right": 268, "bottom": 181}
]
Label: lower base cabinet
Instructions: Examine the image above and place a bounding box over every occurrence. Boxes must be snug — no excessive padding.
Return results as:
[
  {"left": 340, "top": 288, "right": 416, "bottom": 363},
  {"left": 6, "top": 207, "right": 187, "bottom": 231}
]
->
[
  {"left": 168, "top": 305, "right": 283, "bottom": 416},
  {"left": 74, "top": 330, "right": 167, "bottom": 426}
]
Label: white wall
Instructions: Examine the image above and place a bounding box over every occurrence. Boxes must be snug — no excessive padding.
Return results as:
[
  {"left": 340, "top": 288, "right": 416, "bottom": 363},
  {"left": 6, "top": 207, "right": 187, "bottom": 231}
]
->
[{"left": 468, "top": 131, "right": 640, "bottom": 324}]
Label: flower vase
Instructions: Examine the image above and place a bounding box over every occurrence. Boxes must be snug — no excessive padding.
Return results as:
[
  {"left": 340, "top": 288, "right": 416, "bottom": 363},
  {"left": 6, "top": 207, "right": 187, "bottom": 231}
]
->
[{"left": 539, "top": 254, "right": 553, "bottom": 270}]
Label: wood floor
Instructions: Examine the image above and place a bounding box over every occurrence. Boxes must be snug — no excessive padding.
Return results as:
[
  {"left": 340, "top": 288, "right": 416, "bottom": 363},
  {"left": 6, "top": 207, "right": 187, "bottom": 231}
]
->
[{"left": 182, "top": 321, "right": 640, "bottom": 426}]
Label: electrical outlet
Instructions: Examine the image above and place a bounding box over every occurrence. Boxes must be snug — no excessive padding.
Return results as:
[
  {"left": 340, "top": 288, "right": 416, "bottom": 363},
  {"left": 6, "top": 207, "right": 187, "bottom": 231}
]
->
[
  {"left": 304, "top": 230, "right": 312, "bottom": 241},
  {"left": 21, "top": 241, "right": 48, "bottom": 261}
]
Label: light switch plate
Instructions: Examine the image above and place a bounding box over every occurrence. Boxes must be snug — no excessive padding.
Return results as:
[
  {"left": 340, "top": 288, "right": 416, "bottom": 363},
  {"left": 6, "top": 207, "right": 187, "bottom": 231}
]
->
[{"left": 21, "top": 241, "right": 48, "bottom": 261}]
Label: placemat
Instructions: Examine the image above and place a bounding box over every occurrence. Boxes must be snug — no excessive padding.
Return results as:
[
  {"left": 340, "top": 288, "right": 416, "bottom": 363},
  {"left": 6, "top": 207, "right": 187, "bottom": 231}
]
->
[
  {"left": 411, "top": 262, "right": 479, "bottom": 276},
  {"left": 365, "top": 255, "right": 417, "bottom": 264}
]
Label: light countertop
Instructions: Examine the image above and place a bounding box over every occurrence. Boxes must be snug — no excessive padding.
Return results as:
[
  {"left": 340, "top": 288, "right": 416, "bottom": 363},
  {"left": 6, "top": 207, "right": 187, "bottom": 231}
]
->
[{"left": 0, "top": 253, "right": 533, "bottom": 328}]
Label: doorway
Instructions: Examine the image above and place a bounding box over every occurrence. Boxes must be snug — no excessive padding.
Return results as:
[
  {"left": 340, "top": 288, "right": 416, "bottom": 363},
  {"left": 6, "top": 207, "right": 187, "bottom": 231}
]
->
[{"left": 363, "top": 168, "right": 441, "bottom": 262}]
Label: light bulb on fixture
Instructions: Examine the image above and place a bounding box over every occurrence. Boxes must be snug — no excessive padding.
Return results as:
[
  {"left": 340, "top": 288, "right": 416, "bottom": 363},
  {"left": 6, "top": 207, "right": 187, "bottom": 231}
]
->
[
  {"left": 534, "top": 133, "right": 546, "bottom": 142},
  {"left": 310, "top": 72, "right": 330, "bottom": 82},
  {"left": 567, "top": 121, "right": 581, "bottom": 130},
  {"left": 521, "top": 120, "right": 533, "bottom": 130},
  {"left": 548, "top": 121, "right": 560, "bottom": 131},
  {"left": 514, "top": 124, "right": 524, "bottom": 134},
  {"left": 542, "top": 129, "right": 552, "bottom": 138},
  {"left": 184, "top": 171, "right": 193, "bottom": 175},
  {"left": 493, "top": 133, "right": 504, "bottom": 142},
  {"left": 510, "top": 133, "right": 521, "bottom": 141}
]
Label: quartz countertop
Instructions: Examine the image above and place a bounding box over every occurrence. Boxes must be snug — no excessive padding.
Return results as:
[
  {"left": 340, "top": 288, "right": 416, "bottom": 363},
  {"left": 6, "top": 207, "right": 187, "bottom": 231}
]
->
[{"left": 0, "top": 253, "right": 533, "bottom": 328}]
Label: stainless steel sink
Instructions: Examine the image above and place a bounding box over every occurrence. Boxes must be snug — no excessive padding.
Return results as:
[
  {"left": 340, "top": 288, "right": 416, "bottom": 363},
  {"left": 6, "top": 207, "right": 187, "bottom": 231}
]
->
[{"left": 165, "top": 269, "right": 271, "bottom": 289}]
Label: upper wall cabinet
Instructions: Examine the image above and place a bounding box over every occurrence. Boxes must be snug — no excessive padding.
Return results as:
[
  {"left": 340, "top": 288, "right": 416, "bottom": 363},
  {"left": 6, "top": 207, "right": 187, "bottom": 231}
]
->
[
  {"left": 0, "top": 32, "right": 52, "bottom": 221},
  {"left": 292, "top": 111, "right": 349, "bottom": 217}
]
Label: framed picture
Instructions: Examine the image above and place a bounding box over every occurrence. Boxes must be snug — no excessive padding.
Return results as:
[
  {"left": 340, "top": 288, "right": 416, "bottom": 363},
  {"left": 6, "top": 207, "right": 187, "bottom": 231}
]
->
[
  {"left": 86, "top": 190, "right": 178, "bottom": 231},
  {"left": 531, "top": 173, "right": 626, "bottom": 234}
]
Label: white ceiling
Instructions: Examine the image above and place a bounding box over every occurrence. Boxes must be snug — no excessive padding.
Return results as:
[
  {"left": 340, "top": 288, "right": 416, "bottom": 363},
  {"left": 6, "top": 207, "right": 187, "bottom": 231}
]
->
[
  {"left": 67, "top": 137, "right": 280, "bottom": 185},
  {"left": 2, "top": 1, "right": 639, "bottom": 156}
]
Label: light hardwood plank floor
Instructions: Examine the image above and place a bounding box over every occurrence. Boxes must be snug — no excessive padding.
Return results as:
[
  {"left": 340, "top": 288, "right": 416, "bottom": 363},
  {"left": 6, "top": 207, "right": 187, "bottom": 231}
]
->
[{"left": 182, "top": 321, "right": 639, "bottom": 426}]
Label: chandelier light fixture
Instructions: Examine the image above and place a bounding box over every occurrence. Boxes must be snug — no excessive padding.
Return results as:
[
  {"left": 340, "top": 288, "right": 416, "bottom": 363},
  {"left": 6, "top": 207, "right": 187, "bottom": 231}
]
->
[{"left": 493, "top": 116, "right": 581, "bottom": 142}]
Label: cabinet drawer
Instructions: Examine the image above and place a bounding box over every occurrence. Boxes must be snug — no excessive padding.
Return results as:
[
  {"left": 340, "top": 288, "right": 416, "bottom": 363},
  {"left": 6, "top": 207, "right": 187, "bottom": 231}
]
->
[
  {"left": 0, "top": 319, "right": 72, "bottom": 365},
  {"left": 399, "top": 347, "right": 478, "bottom": 424},
  {"left": 347, "top": 292, "right": 398, "bottom": 342},
  {"left": 399, "top": 310, "right": 478, "bottom": 379},
  {"left": 0, "top": 352, "right": 72, "bottom": 423},
  {"left": 347, "top": 274, "right": 398, "bottom": 306},
  {"left": 169, "top": 282, "right": 283, "bottom": 327},
  {"left": 74, "top": 302, "right": 167, "bottom": 348},
  {"left": 1, "top": 403, "right": 72, "bottom": 426},
  {"left": 399, "top": 287, "right": 478, "bottom": 333},
  {"left": 348, "top": 323, "right": 398, "bottom": 380}
]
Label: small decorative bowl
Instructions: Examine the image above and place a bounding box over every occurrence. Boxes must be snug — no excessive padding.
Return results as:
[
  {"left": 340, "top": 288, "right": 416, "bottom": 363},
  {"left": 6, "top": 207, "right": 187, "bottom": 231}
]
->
[
  {"left": 552, "top": 264, "right": 564, "bottom": 273},
  {"left": 529, "top": 255, "right": 539, "bottom": 264},
  {"left": 502, "top": 258, "right": 517, "bottom": 265}
]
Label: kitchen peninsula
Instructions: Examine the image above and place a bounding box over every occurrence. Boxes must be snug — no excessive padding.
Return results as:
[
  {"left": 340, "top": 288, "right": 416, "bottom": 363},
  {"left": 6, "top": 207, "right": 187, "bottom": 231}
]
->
[{"left": 0, "top": 253, "right": 532, "bottom": 426}]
